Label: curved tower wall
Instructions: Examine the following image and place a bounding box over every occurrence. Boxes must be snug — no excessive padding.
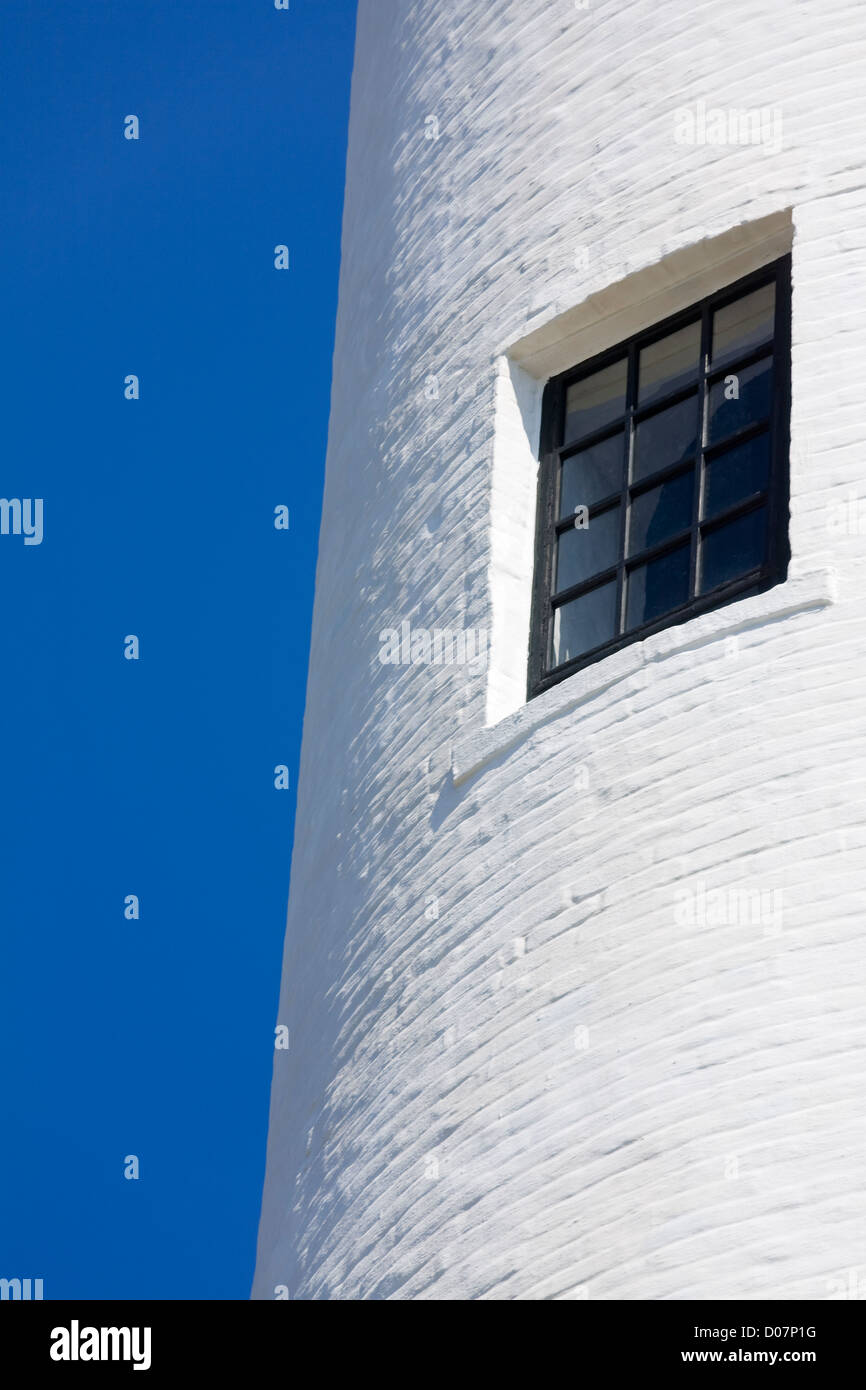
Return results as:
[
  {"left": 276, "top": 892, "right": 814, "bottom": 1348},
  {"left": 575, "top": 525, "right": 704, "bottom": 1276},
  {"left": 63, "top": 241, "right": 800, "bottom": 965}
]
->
[{"left": 254, "top": 0, "right": 866, "bottom": 1299}]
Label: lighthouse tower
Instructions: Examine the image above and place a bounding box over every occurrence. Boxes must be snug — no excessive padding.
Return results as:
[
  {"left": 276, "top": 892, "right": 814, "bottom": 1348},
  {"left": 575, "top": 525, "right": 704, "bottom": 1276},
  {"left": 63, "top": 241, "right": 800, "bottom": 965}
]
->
[{"left": 254, "top": 0, "right": 866, "bottom": 1300}]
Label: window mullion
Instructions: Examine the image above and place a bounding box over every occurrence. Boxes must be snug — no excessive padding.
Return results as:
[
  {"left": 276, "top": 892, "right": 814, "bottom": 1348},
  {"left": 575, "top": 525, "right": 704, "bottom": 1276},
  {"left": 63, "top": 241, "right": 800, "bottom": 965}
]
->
[
  {"left": 616, "top": 341, "right": 637, "bottom": 636},
  {"left": 690, "top": 303, "right": 711, "bottom": 598},
  {"left": 543, "top": 377, "right": 564, "bottom": 670},
  {"left": 766, "top": 256, "right": 792, "bottom": 579}
]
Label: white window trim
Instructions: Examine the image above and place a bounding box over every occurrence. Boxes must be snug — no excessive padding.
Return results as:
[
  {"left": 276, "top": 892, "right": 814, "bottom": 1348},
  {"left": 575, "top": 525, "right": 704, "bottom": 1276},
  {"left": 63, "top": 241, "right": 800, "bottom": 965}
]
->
[{"left": 485, "top": 209, "right": 795, "bottom": 727}]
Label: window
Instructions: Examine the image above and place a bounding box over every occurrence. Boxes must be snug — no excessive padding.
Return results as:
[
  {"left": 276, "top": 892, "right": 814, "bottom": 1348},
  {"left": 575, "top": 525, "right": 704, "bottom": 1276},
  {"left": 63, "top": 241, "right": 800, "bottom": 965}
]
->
[{"left": 528, "top": 256, "right": 791, "bottom": 698}]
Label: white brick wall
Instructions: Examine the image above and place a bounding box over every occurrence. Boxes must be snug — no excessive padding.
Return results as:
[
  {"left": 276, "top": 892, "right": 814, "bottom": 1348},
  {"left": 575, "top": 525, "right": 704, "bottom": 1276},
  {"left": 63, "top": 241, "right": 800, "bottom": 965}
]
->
[{"left": 253, "top": 0, "right": 866, "bottom": 1300}]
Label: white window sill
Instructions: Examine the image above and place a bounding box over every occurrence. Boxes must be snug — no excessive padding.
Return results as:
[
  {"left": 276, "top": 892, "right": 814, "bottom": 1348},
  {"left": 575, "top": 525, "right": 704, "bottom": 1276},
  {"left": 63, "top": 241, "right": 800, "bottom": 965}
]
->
[{"left": 451, "top": 568, "right": 836, "bottom": 787}]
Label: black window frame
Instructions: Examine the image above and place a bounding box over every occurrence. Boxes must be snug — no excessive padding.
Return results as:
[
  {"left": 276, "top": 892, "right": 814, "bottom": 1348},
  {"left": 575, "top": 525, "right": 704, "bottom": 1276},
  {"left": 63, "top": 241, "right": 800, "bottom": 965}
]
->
[{"left": 528, "top": 254, "right": 792, "bottom": 699}]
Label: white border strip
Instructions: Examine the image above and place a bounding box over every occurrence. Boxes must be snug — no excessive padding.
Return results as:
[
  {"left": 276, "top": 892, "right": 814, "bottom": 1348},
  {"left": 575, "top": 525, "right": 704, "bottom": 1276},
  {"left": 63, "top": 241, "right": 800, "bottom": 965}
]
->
[{"left": 453, "top": 568, "right": 836, "bottom": 787}]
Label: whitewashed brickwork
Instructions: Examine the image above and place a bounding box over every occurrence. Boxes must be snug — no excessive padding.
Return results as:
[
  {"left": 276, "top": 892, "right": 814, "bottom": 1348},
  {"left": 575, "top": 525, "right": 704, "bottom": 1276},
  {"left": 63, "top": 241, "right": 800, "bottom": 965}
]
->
[{"left": 254, "top": 0, "right": 866, "bottom": 1300}]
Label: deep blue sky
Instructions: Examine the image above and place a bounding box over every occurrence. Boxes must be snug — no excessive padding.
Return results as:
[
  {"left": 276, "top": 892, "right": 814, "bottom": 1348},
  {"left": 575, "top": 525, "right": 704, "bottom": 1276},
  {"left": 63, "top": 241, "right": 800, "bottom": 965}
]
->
[{"left": 0, "top": 0, "right": 356, "bottom": 1299}]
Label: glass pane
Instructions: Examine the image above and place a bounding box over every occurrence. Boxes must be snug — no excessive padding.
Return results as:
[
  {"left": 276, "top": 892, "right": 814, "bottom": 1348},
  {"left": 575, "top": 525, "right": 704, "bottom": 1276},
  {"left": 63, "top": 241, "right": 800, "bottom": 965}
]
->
[
  {"left": 626, "top": 541, "right": 690, "bottom": 630},
  {"left": 565, "top": 359, "right": 627, "bottom": 442},
  {"left": 638, "top": 320, "right": 700, "bottom": 406},
  {"left": 633, "top": 393, "right": 698, "bottom": 482},
  {"left": 551, "top": 580, "right": 618, "bottom": 667},
  {"left": 559, "top": 433, "right": 623, "bottom": 517},
  {"left": 628, "top": 468, "right": 694, "bottom": 557},
  {"left": 706, "top": 356, "right": 772, "bottom": 447},
  {"left": 700, "top": 506, "right": 767, "bottom": 593},
  {"left": 555, "top": 504, "right": 620, "bottom": 594},
  {"left": 712, "top": 282, "right": 775, "bottom": 361},
  {"left": 703, "top": 432, "right": 770, "bottom": 521}
]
